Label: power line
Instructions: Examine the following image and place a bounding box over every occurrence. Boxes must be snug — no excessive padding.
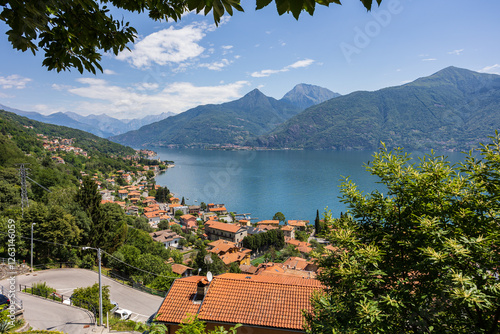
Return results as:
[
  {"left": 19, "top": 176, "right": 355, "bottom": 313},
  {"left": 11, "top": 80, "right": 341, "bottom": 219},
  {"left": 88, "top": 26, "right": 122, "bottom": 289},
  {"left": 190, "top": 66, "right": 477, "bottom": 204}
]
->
[
  {"left": 0, "top": 231, "right": 179, "bottom": 279},
  {"left": 26, "top": 176, "right": 52, "bottom": 193},
  {"left": 102, "top": 250, "right": 180, "bottom": 279}
]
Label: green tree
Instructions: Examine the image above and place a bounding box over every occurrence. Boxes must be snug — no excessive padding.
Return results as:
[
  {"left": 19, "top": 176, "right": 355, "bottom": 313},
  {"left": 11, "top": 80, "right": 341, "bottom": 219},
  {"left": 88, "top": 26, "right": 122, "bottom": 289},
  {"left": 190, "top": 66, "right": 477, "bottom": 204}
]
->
[
  {"left": 229, "top": 262, "right": 241, "bottom": 273},
  {"left": 170, "top": 224, "right": 183, "bottom": 235},
  {"left": 181, "top": 196, "right": 186, "bottom": 206},
  {"left": 72, "top": 283, "right": 113, "bottom": 315},
  {"left": 314, "top": 209, "right": 321, "bottom": 235},
  {"left": 272, "top": 211, "right": 286, "bottom": 224},
  {"left": 175, "top": 210, "right": 184, "bottom": 220},
  {"left": 149, "top": 270, "right": 180, "bottom": 291},
  {"left": 305, "top": 138, "right": 500, "bottom": 333},
  {"left": 295, "top": 230, "right": 309, "bottom": 242}
]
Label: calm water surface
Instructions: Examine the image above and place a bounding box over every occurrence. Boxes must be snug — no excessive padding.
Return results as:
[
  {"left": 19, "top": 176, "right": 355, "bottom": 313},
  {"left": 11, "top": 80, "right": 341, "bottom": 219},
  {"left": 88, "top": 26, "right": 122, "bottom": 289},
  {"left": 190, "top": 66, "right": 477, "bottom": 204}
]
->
[{"left": 154, "top": 149, "right": 463, "bottom": 223}]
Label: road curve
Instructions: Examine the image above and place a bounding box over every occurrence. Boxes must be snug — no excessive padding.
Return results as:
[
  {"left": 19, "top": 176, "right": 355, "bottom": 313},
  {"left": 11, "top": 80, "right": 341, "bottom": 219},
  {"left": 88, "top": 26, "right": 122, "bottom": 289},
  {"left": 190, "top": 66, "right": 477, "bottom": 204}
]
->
[
  {"left": 12, "top": 292, "right": 94, "bottom": 334},
  {"left": 10, "top": 268, "right": 164, "bottom": 322}
]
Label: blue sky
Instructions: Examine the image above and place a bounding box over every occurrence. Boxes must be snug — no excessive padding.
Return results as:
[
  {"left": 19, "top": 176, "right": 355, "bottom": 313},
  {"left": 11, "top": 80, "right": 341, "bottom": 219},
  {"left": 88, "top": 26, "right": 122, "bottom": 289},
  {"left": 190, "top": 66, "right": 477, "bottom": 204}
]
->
[{"left": 0, "top": 0, "right": 499, "bottom": 119}]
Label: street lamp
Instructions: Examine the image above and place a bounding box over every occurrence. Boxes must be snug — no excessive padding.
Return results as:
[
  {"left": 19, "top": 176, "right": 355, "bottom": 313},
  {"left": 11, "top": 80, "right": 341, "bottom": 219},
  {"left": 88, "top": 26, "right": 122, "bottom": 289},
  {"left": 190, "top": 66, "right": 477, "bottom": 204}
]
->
[
  {"left": 82, "top": 247, "right": 102, "bottom": 327},
  {"left": 31, "top": 223, "right": 36, "bottom": 273}
]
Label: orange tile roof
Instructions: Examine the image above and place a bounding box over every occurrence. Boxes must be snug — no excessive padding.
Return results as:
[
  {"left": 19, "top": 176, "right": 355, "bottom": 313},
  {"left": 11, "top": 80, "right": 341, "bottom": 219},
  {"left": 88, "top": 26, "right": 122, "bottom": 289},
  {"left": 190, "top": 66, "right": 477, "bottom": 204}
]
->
[
  {"left": 205, "top": 221, "right": 242, "bottom": 233},
  {"left": 286, "top": 239, "right": 311, "bottom": 248},
  {"left": 156, "top": 276, "right": 202, "bottom": 323},
  {"left": 144, "top": 212, "right": 160, "bottom": 218},
  {"left": 257, "top": 220, "right": 280, "bottom": 225},
  {"left": 208, "top": 207, "right": 227, "bottom": 212},
  {"left": 281, "top": 225, "right": 294, "bottom": 231},
  {"left": 282, "top": 257, "right": 310, "bottom": 271},
  {"left": 219, "top": 251, "right": 250, "bottom": 265},
  {"left": 297, "top": 246, "right": 313, "bottom": 254},
  {"left": 180, "top": 214, "right": 196, "bottom": 220},
  {"left": 208, "top": 240, "right": 237, "bottom": 254},
  {"left": 156, "top": 274, "right": 322, "bottom": 330},
  {"left": 288, "top": 220, "right": 309, "bottom": 227},
  {"left": 171, "top": 263, "right": 193, "bottom": 276}
]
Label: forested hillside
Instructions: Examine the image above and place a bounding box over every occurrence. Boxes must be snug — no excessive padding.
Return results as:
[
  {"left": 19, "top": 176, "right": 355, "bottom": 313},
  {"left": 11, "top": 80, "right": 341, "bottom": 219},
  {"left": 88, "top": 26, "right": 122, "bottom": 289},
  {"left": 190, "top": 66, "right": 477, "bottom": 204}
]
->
[{"left": 258, "top": 67, "right": 500, "bottom": 151}]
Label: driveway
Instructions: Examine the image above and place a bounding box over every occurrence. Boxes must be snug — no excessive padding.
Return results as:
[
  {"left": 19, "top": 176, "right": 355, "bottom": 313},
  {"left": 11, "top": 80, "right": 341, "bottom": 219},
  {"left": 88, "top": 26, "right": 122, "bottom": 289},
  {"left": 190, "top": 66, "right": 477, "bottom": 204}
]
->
[{"left": 10, "top": 268, "right": 164, "bottom": 322}]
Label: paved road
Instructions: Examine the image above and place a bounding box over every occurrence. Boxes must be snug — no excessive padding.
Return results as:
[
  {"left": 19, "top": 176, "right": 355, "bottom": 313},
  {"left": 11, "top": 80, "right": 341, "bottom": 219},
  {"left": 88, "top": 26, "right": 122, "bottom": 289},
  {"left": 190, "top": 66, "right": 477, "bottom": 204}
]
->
[
  {"left": 5, "top": 291, "right": 95, "bottom": 333},
  {"left": 11, "top": 268, "right": 165, "bottom": 322}
]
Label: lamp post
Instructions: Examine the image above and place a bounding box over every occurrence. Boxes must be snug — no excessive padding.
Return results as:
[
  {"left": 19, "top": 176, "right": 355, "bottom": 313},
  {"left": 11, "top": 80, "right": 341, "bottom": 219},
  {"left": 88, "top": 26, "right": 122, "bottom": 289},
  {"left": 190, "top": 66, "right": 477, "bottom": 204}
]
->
[
  {"left": 83, "top": 247, "right": 102, "bottom": 326},
  {"left": 31, "top": 223, "right": 36, "bottom": 273}
]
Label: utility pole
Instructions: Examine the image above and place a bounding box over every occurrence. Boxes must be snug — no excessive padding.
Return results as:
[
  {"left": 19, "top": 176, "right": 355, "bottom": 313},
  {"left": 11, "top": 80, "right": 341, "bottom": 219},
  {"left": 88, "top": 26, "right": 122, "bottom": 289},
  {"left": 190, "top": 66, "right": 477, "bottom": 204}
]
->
[
  {"left": 17, "top": 163, "right": 30, "bottom": 217},
  {"left": 83, "top": 247, "right": 103, "bottom": 326},
  {"left": 31, "top": 223, "right": 36, "bottom": 272}
]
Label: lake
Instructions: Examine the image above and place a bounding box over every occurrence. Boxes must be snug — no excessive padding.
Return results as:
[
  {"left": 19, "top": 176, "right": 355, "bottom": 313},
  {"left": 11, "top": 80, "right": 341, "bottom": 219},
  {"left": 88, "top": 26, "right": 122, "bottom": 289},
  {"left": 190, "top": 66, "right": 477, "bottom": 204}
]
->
[{"left": 154, "top": 148, "right": 464, "bottom": 223}]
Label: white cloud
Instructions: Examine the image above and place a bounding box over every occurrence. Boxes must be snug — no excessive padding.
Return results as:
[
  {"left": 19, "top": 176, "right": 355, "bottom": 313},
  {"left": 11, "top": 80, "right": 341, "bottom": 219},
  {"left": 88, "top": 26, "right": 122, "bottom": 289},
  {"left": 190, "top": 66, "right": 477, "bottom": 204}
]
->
[
  {"left": 0, "top": 92, "right": 13, "bottom": 98},
  {"left": 221, "top": 45, "right": 233, "bottom": 50},
  {"left": 116, "top": 25, "right": 206, "bottom": 68},
  {"left": 32, "top": 104, "right": 63, "bottom": 114},
  {"left": 103, "top": 69, "right": 117, "bottom": 75},
  {"left": 51, "top": 83, "right": 72, "bottom": 91},
  {"left": 66, "top": 78, "right": 250, "bottom": 118},
  {"left": 478, "top": 64, "right": 500, "bottom": 75},
  {"left": 135, "top": 82, "right": 160, "bottom": 91},
  {"left": 422, "top": 58, "right": 437, "bottom": 61},
  {"left": 448, "top": 49, "right": 464, "bottom": 56},
  {"left": 0, "top": 74, "right": 31, "bottom": 89},
  {"left": 288, "top": 59, "right": 315, "bottom": 69},
  {"left": 199, "top": 59, "right": 232, "bottom": 71},
  {"left": 251, "top": 59, "right": 315, "bottom": 78}
]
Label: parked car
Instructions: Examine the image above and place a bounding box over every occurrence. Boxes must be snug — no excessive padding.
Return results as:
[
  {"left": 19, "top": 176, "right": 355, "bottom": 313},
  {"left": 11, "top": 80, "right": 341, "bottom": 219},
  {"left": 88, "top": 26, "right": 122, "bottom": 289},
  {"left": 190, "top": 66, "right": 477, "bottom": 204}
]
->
[
  {"left": 0, "top": 294, "right": 10, "bottom": 309},
  {"left": 114, "top": 308, "right": 132, "bottom": 320}
]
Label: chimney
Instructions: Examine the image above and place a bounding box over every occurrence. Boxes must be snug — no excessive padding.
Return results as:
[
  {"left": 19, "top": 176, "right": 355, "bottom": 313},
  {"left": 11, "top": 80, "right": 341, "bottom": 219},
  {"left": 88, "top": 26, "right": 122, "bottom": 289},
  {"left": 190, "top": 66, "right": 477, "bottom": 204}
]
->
[{"left": 195, "top": 278, "right": 209, "bottom": 301}]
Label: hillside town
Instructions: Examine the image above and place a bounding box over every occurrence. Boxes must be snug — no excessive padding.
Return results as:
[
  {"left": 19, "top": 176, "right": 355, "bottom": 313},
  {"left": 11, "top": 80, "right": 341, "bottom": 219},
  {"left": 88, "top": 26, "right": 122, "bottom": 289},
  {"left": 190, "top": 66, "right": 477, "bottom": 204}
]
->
[{"left": 91, "top": 155, "right": 333, "bottom": 333}]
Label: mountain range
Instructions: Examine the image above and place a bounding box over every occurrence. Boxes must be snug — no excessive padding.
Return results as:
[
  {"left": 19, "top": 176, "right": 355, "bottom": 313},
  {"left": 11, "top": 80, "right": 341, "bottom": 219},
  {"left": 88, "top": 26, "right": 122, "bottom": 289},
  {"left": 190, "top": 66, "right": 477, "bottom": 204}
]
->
[
  {"left": 0, "top": 104, "right": 174, "bottom": 138},
  {"left": 257, "top": 67, "right": 500, "bottom": 151},
  {"left": 110, "top": 84, "right": 340, "bottom": 147}
]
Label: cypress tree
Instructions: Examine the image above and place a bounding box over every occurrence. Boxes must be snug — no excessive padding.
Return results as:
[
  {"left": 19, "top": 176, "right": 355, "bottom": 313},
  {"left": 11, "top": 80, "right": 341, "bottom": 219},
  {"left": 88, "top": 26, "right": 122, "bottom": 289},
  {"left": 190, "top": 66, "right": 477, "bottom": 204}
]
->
[{"left": 315, "top": 209, "right": 320, "bottom": 235}]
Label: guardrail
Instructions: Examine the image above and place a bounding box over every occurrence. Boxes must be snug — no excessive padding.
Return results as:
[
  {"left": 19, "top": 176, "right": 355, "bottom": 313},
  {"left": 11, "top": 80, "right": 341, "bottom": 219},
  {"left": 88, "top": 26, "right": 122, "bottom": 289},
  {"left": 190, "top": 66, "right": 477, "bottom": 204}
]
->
[
  {"left": 33, "top": 262, "right": 76, "bottom": 270},
  {"left": 99, "top": 269, "right": 167, "bottom": 297}
]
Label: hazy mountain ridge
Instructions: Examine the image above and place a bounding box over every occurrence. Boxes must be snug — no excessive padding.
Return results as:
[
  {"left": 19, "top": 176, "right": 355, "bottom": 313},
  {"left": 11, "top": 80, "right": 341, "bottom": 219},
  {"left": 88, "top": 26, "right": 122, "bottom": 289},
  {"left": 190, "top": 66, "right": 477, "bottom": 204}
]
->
[
  {"left": 257, "top": 67, "right": 500, "bottom": 151},
  {"left": 0, "top": 104, "right": 175, "bottom": 138},
  {"left": 110, "top": 84, "right": 338, "bottom": 148},
  {"left": 110, "top": 88, "right": 305, "bottom": 147}
]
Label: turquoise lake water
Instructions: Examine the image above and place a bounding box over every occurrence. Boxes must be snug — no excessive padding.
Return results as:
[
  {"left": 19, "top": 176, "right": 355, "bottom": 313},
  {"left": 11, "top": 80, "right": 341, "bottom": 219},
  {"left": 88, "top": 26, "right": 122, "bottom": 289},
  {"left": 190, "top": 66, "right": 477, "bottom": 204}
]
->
[{"left": 154, "top": 148, "right": 464, "bottom": 223}]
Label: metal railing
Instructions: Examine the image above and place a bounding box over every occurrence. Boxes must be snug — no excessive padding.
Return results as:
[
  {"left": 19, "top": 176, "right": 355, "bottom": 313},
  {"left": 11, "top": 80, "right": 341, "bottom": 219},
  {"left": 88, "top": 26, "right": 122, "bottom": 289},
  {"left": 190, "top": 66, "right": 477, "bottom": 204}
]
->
[
  {"left": 33, "top": 262, "right": 76, "bottom": 270},
  {"left": 98, "top": 269, "right": 167, "bottom": 297}
]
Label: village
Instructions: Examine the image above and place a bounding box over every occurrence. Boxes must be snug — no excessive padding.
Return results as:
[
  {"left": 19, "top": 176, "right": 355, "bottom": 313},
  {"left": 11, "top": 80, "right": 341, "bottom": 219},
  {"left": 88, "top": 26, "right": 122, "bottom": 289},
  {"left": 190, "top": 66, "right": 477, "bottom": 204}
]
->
[{"left": 35, "top": 132, "right": 334, "bottom": 333}]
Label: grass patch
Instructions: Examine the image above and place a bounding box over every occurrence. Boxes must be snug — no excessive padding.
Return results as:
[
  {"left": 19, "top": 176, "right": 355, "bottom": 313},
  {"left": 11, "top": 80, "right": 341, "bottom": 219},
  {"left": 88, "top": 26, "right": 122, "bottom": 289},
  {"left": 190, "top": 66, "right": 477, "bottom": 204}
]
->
[
  {"left": 107, "top": 316, "right": 147, "bottom": 332},
  {"left": 251, "top": 255, "right": 266, "bottom": 266}
]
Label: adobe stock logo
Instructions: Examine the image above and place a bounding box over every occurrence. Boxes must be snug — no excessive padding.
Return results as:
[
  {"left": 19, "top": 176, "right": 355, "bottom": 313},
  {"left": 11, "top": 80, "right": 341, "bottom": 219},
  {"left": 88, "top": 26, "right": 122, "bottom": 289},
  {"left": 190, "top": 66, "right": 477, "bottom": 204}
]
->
[{"left": 340, "top": 0, "right": 405, "bottom": 63}]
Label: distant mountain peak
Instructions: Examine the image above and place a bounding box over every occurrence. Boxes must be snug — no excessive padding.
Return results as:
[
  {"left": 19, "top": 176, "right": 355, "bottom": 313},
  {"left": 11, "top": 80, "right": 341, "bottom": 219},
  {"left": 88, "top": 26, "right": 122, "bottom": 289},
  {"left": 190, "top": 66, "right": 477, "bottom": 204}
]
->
[{"left": 280, "top": 84, "right": 341, "bottom": 109}]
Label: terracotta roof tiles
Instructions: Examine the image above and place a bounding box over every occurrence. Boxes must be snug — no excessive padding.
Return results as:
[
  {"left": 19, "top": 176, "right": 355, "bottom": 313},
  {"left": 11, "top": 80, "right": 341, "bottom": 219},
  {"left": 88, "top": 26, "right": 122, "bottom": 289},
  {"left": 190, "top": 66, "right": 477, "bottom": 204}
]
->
[{"left": 156, "top": 273, "right": 322, "bottom": 331}]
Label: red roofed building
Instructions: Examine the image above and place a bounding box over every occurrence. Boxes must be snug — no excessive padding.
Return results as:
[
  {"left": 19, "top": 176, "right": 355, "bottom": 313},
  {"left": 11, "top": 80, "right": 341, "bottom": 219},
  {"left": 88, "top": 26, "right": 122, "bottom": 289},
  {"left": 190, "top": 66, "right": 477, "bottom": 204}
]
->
[
  {"left": 287, "top": 220, "right": 309, "bottom": 231},
  {"left": 205, "top": 221, "right": 247, "bottom": 246},
  {"left": 208, "top": 206, "right": 228, "bottom": 214},
  {"left": 156, "top": 273, "right": 322, "bottom": 333}
]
